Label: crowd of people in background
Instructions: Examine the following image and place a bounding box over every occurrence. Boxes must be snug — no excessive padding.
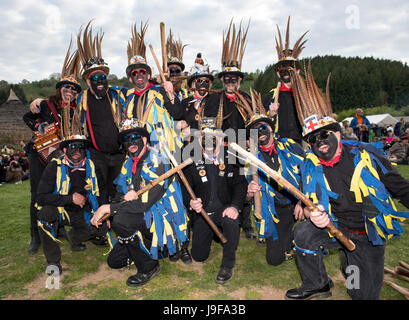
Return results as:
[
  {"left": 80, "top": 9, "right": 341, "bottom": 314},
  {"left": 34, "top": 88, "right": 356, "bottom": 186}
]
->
[
  {"left": 0, "top": 142, "right": 30, "bottom": 185},
  {"left": 341, "top": 109, "right": 409, "bottom": 165}
]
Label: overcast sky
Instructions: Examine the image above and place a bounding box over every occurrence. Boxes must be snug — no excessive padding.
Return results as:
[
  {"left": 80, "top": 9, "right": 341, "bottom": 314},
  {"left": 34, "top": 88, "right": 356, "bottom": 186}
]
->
[{"left": 1, "top": 0, "right": 408, "bottom": 83}]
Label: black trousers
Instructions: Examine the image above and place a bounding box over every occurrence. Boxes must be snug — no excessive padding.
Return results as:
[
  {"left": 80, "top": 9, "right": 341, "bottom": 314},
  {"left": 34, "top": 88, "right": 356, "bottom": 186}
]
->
[
  {"left": 293, "top": 219, "right": 385, "bottom": 300},
  {"left": 89, "top": 148, "right": 125, "bottom": 204},
  {"left": 239, "top": 201, "right": 253, "bottom": 231},
  {"left": 38, "top": 206, "right": 108, "bottom": 264},
  {"left": 191, "top": 209, "right": 240, "bottom": 269},
  {"left": 107, "top": 209, "right": 158, "bottom": 274},
  {"left": 265, "top": 205, "right": 295, "bottom": 266}
]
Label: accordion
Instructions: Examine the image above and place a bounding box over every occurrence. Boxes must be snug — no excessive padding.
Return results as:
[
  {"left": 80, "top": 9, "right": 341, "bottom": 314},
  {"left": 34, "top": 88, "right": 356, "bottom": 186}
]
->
[{"left": 34, "top": 123, "right": 63, "bottom": 162}]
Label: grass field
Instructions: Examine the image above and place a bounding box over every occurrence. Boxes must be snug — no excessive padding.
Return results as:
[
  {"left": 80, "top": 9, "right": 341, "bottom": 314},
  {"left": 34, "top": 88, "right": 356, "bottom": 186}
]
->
[{"left": 1, "top": 166, "right": 409, "bottom": 301}]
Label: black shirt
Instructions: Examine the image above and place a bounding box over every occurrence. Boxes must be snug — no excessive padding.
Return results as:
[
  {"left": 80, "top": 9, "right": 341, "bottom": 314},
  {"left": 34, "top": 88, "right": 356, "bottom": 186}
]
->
[
  {"left": 321, "top": 144, "right": 409, "bottom": 231},
  {"left": 87, "top": 91, "right": 121, "bottom": 154},
  {"left": 263, "top": 90, "right": 302, "bottom": 144}
]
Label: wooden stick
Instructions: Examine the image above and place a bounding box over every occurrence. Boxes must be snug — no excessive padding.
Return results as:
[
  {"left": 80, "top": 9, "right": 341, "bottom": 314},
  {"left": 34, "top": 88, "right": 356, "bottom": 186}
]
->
[
  {"left": 160, "top": 22, "right": 168, "bottom": 75},
  {"left": 98, "top": 157, "right": 193, "bottom": 223},
  {"left": 161, "top": 143, "right": 228, "bottom": 244},
  {"left": 274, "top": 81, "right": 281, "bottom": 104},
  {"left": 249, "top": 140, "right": 262, "bottom": 220},
  {"left": 188, "top": 87, "right": 222, "bottom": 94},
  {"left": 399, "top": 261, "right": 409, "bottom": 271},
  {"left": 383, "top": 280, "right": 409, "bottom": 299},
  {"left": 149, "top": 44, "right": 174, "bottom": 100},
  {"left": 385, "top": 266, "right": 409, "bottom": 283},
  {"left": 229, "top": 142, "right": 356, "bottom": 251}
]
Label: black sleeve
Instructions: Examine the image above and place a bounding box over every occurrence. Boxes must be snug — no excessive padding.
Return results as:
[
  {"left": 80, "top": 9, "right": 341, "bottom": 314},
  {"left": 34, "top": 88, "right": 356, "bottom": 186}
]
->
[
  {"left": 36, "top": 161, "right": 73, "bottom": 207},
  {"left": 159, "top": 87, "right": 183, "bottom": 120},
  {"left": 376, "top": 154, "right": 409, "bottom": 208},
  {"left": 228, "top": 164, "right": 248, "bottom": 212},
  {"left": 110, "top": 163, "right": 168, "bottom": 216},
  {"left": 23, "top": 111, "right": 40, "bottom": 131},
  {"left": 180, "top": 164, "right": 195, "bottom": 210}
]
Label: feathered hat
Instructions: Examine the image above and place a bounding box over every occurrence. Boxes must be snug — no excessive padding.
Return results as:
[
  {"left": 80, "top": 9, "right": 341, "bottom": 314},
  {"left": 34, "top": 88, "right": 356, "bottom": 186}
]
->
[
  {"left": 218, "top": 19, "right": 250, "bottom": 79},
  {"left": 56, "top": 39, "right": 82, "bottom": 93},
  {"left": 289, "top": 61, "right": 340, "bottom": 140},
  {"left": 234, "top": 88, "right": 275, "bottom": 133},
  {"left": 77, "top": 20, "right": 110, "bottom": 81},
  {"left": 117, "top": 92, "right": 156, "bottom": 144},
  {"left": 274, "top": 16, "right": 308, "bottom": 72},
  {"left": 59, "top": 105, "right": 90, "bottom": 149},
  {"left": 166, "top": 29, "right": 188, "bottom": 72},
  {"left": 126, "top": 21, "right": 152, "bottom": 78},
  {"left": 187, "top": 52, "right": 214, "bottom": 87}
]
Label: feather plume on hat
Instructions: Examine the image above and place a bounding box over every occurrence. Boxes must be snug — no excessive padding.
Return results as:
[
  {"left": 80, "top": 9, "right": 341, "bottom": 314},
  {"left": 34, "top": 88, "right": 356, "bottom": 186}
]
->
[
  {"left": 274, "top": 16, "right": 308, "bottom": 71},
  {"left": 126, "top": 21, "right": 151, "bottom": 77},
  {"left": 289, "top": 61, "right": 339, "bottom": 138},
  {"left": 218, "top": 18, "right": 250, "bottom": 78},
  {"left": 166, "top": 29, "right": 188, "bottom": 71},
  {"left": 76, "top": 20, "right": 109, "bottom": 80},
  {"left": 56, "top": 38, "right": 82, "bottom": 92}
]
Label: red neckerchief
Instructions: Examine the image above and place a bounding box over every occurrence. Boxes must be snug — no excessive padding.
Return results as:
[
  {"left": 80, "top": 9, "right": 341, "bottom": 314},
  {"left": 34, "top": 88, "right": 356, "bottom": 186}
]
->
[
  {"left": 131, "top": 144, "right": 147, "bottom": 174},
  {"left": 134, "top": 83, "right": 153, "bottom": 96},
  {"left": 259, "top": 141, "right": 277, "bottom": 155},
  {"left": 279, "top": 82, "right": 293, "bottom": 94},
  {"left": 225, "top": 92, "right": 236, "bottom": 102},
  {"left": 318, "top": 142, "right": 343, "bottom": 167}
]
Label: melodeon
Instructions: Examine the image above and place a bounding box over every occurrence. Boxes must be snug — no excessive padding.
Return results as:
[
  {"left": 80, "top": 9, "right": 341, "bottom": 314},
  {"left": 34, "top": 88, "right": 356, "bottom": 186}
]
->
[{"left": 34, "top": 123, "right": 63, "bottom": 162}]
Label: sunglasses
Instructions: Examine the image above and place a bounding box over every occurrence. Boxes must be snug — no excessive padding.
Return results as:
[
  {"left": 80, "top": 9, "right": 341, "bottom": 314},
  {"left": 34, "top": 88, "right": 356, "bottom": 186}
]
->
[
  {"left": 89, "top": 74, "right": 107, "bottom": 82},
  {"left": 169, "top": 67, "right": 182, "bottom": 75},
  {"left": 122, "top": 133, "right": 142, "bottom": 143},
  {"left": 62, "top": 84, "right": 77, "bottom": 91},
  {"left": 196, "top": 78, "right": 210, "bottom": 84},
  {"left": 85, "top": 57, "right": 106, "bottom": 68},
  {"left": 68, "top": 143, "right": 86, "bottom": 150},
  {"left": 308, "top": 130, "right": 332, "bottom": 144},
  {"left": 223, "top": 77, "right": 238, "bottom": 84},
  {"left": 131, "top": 69, "right": 147, "bottom": 76}
]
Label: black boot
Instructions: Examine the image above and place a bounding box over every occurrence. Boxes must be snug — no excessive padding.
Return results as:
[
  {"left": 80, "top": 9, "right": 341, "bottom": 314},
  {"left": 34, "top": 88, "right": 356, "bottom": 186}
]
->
[
  {"left": 180, "top": 247, "right": 192, "bottom": 265},
  {"left": 28, "top": 226, "right": 41, "bottom": 254},
  {"left": 91, "top": 236, "right": 109, "bottom": 247},
  {"left": 126, "top": 263, "right": 161, "bottom": 287},
  {"left": 216, "top": 267, "right": 234, "bottom": 284},
  {"left": 66, "top": 231, "right": 86, "bottom": 251},
  {"left": 285, "top": 282, "right": 332, "bottom": 300}
]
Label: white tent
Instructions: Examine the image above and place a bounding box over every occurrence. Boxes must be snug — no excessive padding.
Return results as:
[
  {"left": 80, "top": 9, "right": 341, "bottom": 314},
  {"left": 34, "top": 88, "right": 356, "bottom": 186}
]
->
[{"left": 341, "top": 114, "right": 398, "bottom": 128}]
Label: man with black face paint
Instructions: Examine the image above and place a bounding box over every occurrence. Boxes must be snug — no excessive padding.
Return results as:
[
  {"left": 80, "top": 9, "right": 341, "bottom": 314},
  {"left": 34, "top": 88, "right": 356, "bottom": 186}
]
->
[
  {"left": 36, "top": 128, "right": 109, "bottom": 275},
  {"left": 285, "top": 66, "right": 409, "bottom": 300},
  {"left": 91, "top": 117, "right": 188, "bottom": 287},
  {"left": 180, "top": 117, "right": 247, "bottom": 284},
  {"left": 262, "top": 17, "right": 308, "bottom": 145}
]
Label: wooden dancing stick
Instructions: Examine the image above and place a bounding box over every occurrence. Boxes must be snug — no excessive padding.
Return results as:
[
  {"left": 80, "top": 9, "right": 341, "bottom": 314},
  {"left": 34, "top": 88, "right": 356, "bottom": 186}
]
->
[
  {"left": 274, "top": 81, "right": 281, "bottom": 104},
  {"left": 249, "top": 140, "right": 262, "bottom": 220},
  {"left": 149, "top": 44, "right": 174, "bottom": 100},
  {"left": 97, "top": 157, "right": 193, "bottom": 223},
  {"left": 161, "top": 143, "right": 228, "bottom": 244},
  {"left": 160, "top": 22, "right": 168, "bottom": 75},
  {"left": 229, "top": 142, "right": 356, "bottom": 251},
  {"left": 383, "top": 280, "right": 409, "bottom": 300},
  {"left": 188, "top": 87, "right": 223, "bottom": 94}
]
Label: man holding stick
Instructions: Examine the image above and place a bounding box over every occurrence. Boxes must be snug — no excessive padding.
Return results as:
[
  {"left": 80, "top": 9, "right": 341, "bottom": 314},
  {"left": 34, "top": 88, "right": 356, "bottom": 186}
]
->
[
  {"left": 235, "top": 89, "right": 305, "bottom": 266},
  {"left": 181, "top": 116, "right": 247, "bottom": 284},
  {"left": 285, "top": 64, "right": 409, "bottom": 300},
  {"left": 91, "top": 111, "right": 189, "bottom": 287}
]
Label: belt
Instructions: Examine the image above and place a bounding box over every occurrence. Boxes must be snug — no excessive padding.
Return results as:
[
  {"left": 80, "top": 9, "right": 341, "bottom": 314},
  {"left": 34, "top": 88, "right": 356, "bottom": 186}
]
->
[{"left": 342, "top": 226, "right": 366, "bottom": 235}]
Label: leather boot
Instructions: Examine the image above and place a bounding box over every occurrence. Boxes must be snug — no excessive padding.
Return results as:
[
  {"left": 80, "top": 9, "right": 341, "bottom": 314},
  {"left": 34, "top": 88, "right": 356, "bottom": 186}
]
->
[{"left": 28, "top": 226, "right": 41, "bottom": 254}]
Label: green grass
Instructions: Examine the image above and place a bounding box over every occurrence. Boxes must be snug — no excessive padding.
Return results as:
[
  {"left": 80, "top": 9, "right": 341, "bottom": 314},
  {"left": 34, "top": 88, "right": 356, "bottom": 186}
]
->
[{"left": 1, "top": 166, "right": 409, "bottom": 300}]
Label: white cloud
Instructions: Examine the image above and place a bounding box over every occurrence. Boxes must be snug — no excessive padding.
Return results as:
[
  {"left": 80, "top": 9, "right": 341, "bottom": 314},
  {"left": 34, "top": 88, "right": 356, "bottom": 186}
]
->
[{"left": 0, "top": 0, "right": 408, "bottom": 83}]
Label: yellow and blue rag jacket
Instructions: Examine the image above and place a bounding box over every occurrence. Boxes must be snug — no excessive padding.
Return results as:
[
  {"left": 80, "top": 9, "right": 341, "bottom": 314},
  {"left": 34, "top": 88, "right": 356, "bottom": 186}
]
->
[
  {"left": 114, "top": 150, "right": 188, "bottom": 260},
  {"left": 36, "top": 152, "right": 115, "bottom": 249},
  {"left": 124, "top": 86, "right": 183, "bottom": 153},
  {"left": 245, "top": 138, "right": 304, "bottom": 240},
  {"left": 301, "top": 140, "right": 409, "bottom": 245}
]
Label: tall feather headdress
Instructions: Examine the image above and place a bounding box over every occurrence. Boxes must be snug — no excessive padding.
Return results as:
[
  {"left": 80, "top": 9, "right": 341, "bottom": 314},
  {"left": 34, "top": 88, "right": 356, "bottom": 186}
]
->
[
  {"left": 60, "top": 105, "right": 90, "bottom": 149},
  {"left": 218, "top": 18, "right": 250, "bottom": 79},
  {"left": 126, "top": 21, "right": 152, "bottom": 77},
  {"left": 56, "top": 38, "right": 82, "bottom": 93},
  {"left": 166, "top": 29, "right": 188, "bottom": 71},
  {"left": 76, "top": 20, "right": 109, "bottom": 80},
  {"left": 274, "top": 16, "right": 308, "bottom": 72},
  {"left": 289, "top": 61, "right": 339, "bottom": 138}
]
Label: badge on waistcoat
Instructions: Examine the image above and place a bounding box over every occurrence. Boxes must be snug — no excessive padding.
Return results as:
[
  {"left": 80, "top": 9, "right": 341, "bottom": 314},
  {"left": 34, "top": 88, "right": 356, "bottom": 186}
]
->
[
  {"left": 199, "top": 169, "right": 206, "bottom": 177},
  {"left": 195, "top": 114, "right": 199, "bottom": 121}
]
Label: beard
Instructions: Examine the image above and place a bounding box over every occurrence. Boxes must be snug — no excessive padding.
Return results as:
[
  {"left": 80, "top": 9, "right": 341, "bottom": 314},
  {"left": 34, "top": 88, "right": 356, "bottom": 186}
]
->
[{"left": 90, "top": 79, "right": 108, "bottom": 97}]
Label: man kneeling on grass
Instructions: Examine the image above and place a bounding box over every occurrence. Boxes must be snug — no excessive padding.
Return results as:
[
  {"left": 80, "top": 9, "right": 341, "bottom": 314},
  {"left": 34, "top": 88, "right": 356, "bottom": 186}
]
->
[{"left": 91, "top": 115, "right": 188, "bottom": 287}]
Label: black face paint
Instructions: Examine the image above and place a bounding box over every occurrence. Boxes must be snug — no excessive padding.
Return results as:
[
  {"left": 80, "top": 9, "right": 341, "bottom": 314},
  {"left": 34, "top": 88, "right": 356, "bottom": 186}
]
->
[
  {"left": 131, "top": 68, "right": 149, "bottom": 91},
  {"left": 310, "top": 130, "right": 339, "bottom": 161},
  {"left": 253, "top": 123, "right": 273, "bottom": 146},
  {"left": 121, "top": 133, "right": 146, "bottom": 158},
  {"left": 89, "top": 71, "right": 108, "bottom": 97},
  {"left": 195, "top": 78, "right": 210, "bottom": 95},
  {"left": 279, "top": 70, "right": 291, "bottom": 83},
  {"left": 66, "top": 143, "right": 86, "bottom": 165}
]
